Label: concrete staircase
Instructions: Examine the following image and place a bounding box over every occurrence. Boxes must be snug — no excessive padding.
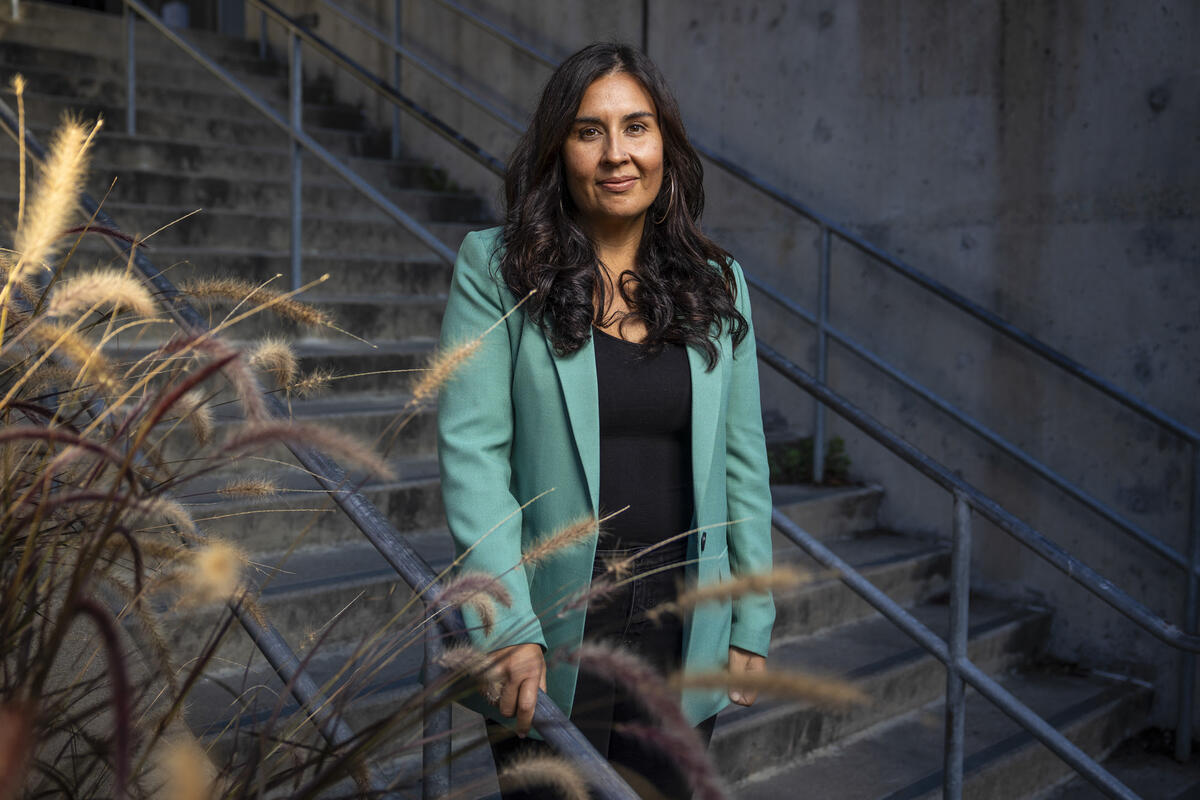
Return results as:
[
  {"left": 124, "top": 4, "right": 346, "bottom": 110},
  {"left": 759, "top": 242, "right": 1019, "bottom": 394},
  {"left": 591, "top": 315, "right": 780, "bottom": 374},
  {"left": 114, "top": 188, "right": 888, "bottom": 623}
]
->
[{"left": 0, "top": 3, "right": 1172, "bottom": 798}]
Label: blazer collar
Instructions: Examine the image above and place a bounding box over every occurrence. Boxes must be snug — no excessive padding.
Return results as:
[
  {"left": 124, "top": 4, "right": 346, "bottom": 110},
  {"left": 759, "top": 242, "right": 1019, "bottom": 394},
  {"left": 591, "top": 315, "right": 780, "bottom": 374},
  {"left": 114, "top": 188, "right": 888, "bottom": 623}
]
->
[{"left": 548, "top": 332, "right": 721, "bottom": 517}]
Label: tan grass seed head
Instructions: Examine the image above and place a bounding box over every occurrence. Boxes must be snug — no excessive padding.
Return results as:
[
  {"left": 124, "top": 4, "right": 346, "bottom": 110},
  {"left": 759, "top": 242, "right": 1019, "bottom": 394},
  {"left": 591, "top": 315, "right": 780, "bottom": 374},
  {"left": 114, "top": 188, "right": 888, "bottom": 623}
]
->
[
  {"left": 14, "top": 115, "right": 100, "bottom": 277},
  {"left": 45, "top": 268, "right": 155, "bottom": 319}
]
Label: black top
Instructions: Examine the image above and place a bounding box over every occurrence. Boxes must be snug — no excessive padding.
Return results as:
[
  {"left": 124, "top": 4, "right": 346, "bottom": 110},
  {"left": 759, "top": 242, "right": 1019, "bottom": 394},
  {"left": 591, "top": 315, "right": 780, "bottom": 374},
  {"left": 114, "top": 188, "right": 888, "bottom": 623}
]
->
[{"left": 593, "top": 327, "right": 694, "bottom": 549}]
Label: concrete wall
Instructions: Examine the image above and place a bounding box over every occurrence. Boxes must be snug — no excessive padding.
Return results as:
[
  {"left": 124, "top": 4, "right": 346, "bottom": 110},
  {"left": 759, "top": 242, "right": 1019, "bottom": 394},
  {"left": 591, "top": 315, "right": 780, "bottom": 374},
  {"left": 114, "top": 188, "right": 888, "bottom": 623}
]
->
[{"left": 253, "top": 1, "right": 1200, "bottom": 727}]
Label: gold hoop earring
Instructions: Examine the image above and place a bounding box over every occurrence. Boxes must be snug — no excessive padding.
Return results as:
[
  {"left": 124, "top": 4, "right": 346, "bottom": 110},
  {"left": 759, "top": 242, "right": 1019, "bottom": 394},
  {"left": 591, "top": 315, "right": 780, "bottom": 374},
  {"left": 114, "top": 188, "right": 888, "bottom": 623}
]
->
[{"left": 653, "top": 174, "right": 676, "bottom": 225}]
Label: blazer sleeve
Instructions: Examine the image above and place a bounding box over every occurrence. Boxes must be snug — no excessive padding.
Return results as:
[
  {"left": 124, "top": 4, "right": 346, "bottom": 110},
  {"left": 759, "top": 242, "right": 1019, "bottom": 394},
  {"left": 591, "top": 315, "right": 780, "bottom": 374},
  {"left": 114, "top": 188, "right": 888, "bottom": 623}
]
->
[
  {"left": 436, "top": 230, "right": 546, "bottom": 653},
  {"left": 724, "top": 260, "right": 776, "bottom": 657}
]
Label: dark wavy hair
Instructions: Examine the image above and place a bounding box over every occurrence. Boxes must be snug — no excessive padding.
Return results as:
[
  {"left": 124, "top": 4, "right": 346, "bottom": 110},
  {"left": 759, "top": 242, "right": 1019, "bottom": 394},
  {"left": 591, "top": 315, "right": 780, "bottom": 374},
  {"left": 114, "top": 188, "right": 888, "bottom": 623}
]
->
[{"left": 498, "top": 42, "right": 746, "bottom": 369}]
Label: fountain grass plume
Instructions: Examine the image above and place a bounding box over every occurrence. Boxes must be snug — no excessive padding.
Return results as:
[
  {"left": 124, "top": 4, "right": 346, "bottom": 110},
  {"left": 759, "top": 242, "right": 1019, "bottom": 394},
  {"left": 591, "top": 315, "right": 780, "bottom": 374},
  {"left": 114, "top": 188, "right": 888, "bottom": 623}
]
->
[
  {"left": 45, "top": 268, "right": 156, "bottom": 319},
  {"left": 176, "top": 389, "right": 214, "bottom": 445},
  {"left": 496, "top": 753, "right": 588, "bottom": 800},
  {"left": 12, "top": 113, "right": 100, "bottom": 279},
  {"left": 180, "top": 540, "right": 246, "bottom": 606},
  {"left": 671, "top": 669, "right": 867, "bottom": 708},
  {"left": 25, "top": 320, "right": 121, "bottom": 393},
  {"left": 288, "top": 366, "right": 334, "bottom": 398},
  {"left": 179, "top": 276, "right": 333, "bottom": 330},
  {"left": 430, "top": 570, "right": 513, "bottom": 610},
  {"left": 435, "top": 642, "right": 490, "bottom": 676},
  {"left": 567, "top": 645, "right": 725, "bottom": 800},
  {"left": 248, "top": 336, "right": 297, "bottom": 387},
  {"left": 520, "top": 514, "right": 596, "bottom": 567},
  {"left": 220, "top": 421, "right": 396, "bottom": 481},
  {"left": 570, "top": 641, "right": 686, "bottom": 729},
  {"left": 412, "top": 336, "right": 482, "bottom": 405},
  {"left": 430, "top": 571, "right": 513, "bottom": 637},
  {"left": 216, "top": 476, "right": 279, "bottom": 498},
  {"left": 648, "top": 565, "right": 810, "bottom": 622},
  {"left": 412, "top": 288, "right": 536, "bottom": 405}
]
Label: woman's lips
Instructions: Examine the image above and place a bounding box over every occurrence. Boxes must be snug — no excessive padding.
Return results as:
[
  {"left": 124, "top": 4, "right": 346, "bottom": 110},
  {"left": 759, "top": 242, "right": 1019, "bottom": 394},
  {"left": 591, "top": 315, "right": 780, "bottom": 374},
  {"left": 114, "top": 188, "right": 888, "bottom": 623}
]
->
[{"left": 598, "top": 177, "right": 638, "bottom": 191}]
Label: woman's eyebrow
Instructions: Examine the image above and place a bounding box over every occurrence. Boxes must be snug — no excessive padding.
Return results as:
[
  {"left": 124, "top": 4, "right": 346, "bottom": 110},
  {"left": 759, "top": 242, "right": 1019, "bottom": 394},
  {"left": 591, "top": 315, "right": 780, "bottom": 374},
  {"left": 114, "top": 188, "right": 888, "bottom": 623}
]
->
[{"left": 573, "top": 111, "right": 657, "bottom": 125}]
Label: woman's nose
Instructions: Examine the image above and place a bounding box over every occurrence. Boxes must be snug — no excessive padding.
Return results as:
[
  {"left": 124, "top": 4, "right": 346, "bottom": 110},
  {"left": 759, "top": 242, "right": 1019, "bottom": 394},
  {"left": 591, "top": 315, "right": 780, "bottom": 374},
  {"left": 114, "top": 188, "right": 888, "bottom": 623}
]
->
[{"left": 602, "top": 137, "right": 629, "bottom": 165}]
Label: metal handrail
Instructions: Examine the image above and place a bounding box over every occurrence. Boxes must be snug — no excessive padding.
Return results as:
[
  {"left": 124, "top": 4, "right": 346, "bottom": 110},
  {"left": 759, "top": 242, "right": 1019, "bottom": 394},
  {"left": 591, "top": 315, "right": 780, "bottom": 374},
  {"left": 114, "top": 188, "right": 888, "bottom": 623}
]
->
[
  {"left": 759, "top": 345, "right": 1154, "bottom": 799},
  {"left": 758, "top": 340, "right": 1200, "bottom": 653},
  {"left": 427, "top": 0, "right": 558, "bottom": 69},
  {"left": 745, "top": 272, "right": 1194, "bottom": 574},
  {"left": 0, "top": 1, "right": 638, "bottom": 796},
  {"left": 314, "top": 0, "right": 524, "bottom": 134},
  {"left": 249, "top": 0, "right": 506, "bottom": 176}
]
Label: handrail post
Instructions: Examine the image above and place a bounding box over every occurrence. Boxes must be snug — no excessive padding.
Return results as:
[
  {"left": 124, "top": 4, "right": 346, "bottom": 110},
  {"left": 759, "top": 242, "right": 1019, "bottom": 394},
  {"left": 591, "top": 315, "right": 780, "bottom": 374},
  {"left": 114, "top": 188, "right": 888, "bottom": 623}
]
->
[
  {"left": 813, "top": 225, "right": 831, "bottom": 483},
  {"left": 944, "top": 490, "right": 972, "bottom": 798},
  {"left": 391, "top": 0, "right": 402, "bottom": 160},
  {"left": 124, "top": 2, "right": 136, "bottom": 135},
  {"left": 288, "top": 28, "right": 303, "bottom": 291},
  {"left": 1178, "top": 444, "right": 1200, "bottom": 761},
  {"left": 423, "top": 610, "right": 451, "bottom": 799}
]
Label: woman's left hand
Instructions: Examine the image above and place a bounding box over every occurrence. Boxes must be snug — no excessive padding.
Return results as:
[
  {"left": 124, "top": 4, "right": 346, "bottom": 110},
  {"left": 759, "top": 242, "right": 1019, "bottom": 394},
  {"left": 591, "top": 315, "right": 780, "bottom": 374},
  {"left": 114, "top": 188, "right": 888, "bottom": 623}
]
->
[{"left": 728, "top": 645, "right": 766, "bottom": 706}]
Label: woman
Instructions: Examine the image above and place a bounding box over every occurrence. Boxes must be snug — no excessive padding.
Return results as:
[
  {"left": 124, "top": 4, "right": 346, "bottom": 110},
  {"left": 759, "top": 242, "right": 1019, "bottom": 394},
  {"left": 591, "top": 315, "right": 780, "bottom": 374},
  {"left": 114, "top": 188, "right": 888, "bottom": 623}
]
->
[{"left": 436, "top": 42, "right": 774, "bottom": 798}]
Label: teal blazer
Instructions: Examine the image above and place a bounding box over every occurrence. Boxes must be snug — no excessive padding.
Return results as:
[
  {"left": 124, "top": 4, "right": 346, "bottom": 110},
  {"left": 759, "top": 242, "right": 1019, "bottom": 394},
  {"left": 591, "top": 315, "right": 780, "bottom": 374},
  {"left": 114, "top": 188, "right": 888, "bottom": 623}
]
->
[{"left": 436, "top": 227, "right": 775, "bottom": 726}]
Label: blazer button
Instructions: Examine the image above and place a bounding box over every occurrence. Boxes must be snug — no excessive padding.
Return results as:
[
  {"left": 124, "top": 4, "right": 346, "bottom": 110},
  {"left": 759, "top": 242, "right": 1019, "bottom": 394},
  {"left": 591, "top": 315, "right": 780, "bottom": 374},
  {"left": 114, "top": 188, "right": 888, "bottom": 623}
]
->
[{"left": 700, "top": 531, "right": 707, "bottom": 551}]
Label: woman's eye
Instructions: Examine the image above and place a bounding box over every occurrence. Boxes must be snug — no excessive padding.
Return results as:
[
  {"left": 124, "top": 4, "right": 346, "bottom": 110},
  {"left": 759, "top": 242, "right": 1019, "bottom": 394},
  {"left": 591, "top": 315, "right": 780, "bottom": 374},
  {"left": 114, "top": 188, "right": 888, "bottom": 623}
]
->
[
  {"left": 578, "top": 127, "right": 601, "bottom": 139},
  {"left": 627, "top": 122, "right": 646, "bottom": 134}
]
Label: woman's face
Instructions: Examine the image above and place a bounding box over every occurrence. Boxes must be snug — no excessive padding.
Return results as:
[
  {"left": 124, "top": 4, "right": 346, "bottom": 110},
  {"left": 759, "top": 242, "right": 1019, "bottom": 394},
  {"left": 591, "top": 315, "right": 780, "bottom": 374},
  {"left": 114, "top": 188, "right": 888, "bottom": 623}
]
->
[{"left": 562, "top": 71, "right": 664, "bottom": 235}]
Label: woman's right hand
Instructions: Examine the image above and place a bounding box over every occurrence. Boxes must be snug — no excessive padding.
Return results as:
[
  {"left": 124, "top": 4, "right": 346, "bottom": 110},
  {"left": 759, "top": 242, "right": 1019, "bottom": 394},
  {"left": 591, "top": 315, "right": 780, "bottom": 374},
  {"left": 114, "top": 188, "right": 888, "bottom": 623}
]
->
[{"left": 484, "top": 643, "right": 547, "bottom": 737}]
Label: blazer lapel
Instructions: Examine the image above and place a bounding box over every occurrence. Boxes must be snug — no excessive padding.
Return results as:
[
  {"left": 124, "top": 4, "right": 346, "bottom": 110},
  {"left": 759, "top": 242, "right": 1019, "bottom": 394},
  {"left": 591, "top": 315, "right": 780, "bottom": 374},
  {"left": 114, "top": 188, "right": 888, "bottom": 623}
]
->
[
  {"left": 547, "top": 333, "right": 601, "bottom": 514},
  {"left": 688, "top": 343, "right": 722, "bottom": 528}
]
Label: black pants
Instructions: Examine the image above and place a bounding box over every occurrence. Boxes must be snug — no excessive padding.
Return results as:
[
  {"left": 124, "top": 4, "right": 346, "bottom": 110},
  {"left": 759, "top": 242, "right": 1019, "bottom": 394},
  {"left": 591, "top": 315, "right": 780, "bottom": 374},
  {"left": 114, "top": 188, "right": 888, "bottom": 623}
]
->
[{"left": 488, "top": 540, "right": 716, "bottom": 800}]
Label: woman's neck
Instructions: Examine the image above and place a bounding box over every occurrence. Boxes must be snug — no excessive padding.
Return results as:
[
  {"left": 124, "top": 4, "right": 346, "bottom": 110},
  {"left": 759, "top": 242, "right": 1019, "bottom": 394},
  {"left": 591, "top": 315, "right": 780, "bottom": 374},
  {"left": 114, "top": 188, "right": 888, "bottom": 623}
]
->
[{"left": 584, "top": 215, "right": 645, "bottom": 273}]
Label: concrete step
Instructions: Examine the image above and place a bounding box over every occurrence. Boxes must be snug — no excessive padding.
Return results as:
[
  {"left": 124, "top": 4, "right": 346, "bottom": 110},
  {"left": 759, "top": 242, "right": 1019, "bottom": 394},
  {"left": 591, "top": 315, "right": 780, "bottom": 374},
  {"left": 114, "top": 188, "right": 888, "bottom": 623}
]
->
[
  {"left": 734, "top": 670, "right": 1152, "bottom": 800},
  {"left": 0, "top": 198, "right": 475, "bottom": 254},
  {"left": 160, "top": 530, "right": 455, "bottom": 666},
  {"left": 2, "top": 5, "right": 269, "bottom": 68},
  {"left": 114, "top": 337, "right": 433, "bottom": 399},
  {"left": 7, "top": 165, "right": 489, "bottom": 221},
  {"left": 156, "top": 392, "right": 437, "bottom": 473},
  {"left": 772, "top": 530, "right": 949, "bottom": 639},
  {"left": 183, "top": 630, "right": 501, "bottom": 797},
  {"left": 183, "top": 455, "right": 444, "bottom": 555},
  {"left": 770, "top": 482, "right": 885, "bottom": 542},
  {"left": 100, "top": 248, "right": 453, "bottom": 295},
  {"left": 710, "top": 596, "right": 1051, "bottom": 783},
  {"left": 0, "top": 55, "right": 287, "bottom": 108},
  {"left": 3, "top": 84, "right": 368, "bottom": 141},
  {"left": 121, "top": 293, "right": 446, "bottom": 344},
  {"left": 1042, "top": 728, "right": 1200, "bottom": 799},
  {"left": 0, "top": 131, "right": 455, "bottom": 188}
]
